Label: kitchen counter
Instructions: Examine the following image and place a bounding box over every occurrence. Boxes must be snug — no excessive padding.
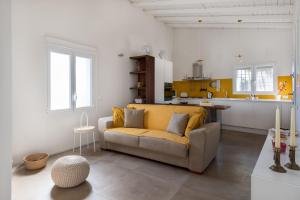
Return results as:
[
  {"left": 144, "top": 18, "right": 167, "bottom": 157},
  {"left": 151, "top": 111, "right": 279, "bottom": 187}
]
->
[
  {"left": 174, "top": 97, "right": 292, "bottom": 103},
  {"left": 139, "top": 102, "right": 230, "bottom": 110},
  {"left": 170, "top": 97, "right": 292, "bottom": 132},
  {"left": 132, "top": 103, "right": 230, "bottom": 123}
]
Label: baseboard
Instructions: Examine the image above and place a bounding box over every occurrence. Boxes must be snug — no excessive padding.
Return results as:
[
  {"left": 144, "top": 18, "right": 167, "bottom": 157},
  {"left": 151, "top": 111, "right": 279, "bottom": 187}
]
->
[
  {"left": 12, "top": 142, "right": 99, "bottom": 167},
  {"left": 222, "top": 125, "right": 268, "bottom": 135}
]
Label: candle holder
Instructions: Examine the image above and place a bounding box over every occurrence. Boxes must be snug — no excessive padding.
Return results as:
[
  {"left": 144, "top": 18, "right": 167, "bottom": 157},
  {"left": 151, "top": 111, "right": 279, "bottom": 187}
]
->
[
  {"left": 270, "top": 147, "right": 287, "bottom": 173},
  {"left": 285, "top": 146, "right": 300, "bottom": 170}
]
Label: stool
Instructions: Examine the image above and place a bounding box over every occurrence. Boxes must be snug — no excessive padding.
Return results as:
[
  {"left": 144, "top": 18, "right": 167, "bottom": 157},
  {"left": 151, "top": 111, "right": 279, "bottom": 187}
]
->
[
  {"left": 51, "top": 155, "right": 90, "bottom": 188},
  {"left": 73, "top": 126, "right": 96, "bottom": 155}
]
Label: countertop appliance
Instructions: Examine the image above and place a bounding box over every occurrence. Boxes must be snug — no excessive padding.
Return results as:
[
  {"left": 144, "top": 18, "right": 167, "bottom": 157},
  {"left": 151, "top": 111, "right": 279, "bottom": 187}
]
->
[{"left": 180, "top": 92, "right": 188, "bottom": 98}]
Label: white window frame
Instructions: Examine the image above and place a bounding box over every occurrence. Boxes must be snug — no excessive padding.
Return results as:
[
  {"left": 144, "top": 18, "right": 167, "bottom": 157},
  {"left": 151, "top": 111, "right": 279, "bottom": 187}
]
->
[
  {"left": 233, "top": 63, "right": 275, "bottom": 95},
  {"left": 74, "top": 52, "right": 94, "bottom": 110},
  {"left": 233, "top": 65, "right": 252, "bottom": 94},
  {"left": 253, "top": 64, "right": 276, "bottom": 95},
  {"left": 46, "top": 36, "right": 97, "bottom": 112}
]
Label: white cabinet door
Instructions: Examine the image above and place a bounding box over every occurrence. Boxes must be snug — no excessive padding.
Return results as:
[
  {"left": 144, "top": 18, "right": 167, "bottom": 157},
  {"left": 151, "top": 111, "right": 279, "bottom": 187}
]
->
[
  {"left": 155, "top": 58, "right": 173, "bottom": 103},
  {"left": 251, "top": 102, "right": 277, "bottom": 130},
  {"left": 221, "top": 101, "right": 254, "bottom": 128},
  {"left": 215, "top": 100, "right": 290, "bottom": 130},
  {"left": 164, "top": 60, "right": 173, "bottom": 83},
  {"left": 155, "top": 58, "right": 165, "bottom": 103}
]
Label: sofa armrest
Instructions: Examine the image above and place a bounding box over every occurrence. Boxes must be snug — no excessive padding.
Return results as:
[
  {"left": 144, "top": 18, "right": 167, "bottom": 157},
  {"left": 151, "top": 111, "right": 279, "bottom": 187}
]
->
[
  {"left": 98, "top": 116, "right": 113, "bottom": 149},
  {"left": 188, "top": 122, "right": 220, "bottom": 173},
  {"left": 98, "top": 116, "right": 113, "bottom": 132}
]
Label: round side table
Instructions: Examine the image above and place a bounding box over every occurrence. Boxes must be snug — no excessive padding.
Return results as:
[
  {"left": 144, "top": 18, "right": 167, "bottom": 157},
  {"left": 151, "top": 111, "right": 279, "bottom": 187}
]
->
[{"left": 73, "top": 126, "right": 96, "bottom": 155}]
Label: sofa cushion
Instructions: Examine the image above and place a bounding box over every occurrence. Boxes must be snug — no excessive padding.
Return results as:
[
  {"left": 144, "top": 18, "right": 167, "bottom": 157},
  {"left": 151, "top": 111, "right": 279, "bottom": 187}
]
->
[
  {"left": 185, "top": 113, "right": 203, "bottom": 137},
  {"left": 140, "top": 133, "right": 188, "bottom": 158},
  {"left": 142, "top": 130, "right": 189, "bottom": 145},
  {"left": 105, "top": 128, "right": 149, "bottom": 136},
  {"left": 112, "top": 107, "right": 124, "bottom": 128},
  {"left": 127, "top": 104, "right": 204, "bottom": 130},
  {"left": 124, "top": 108, "right": 144, "bottom": 128},
  {"left": 104, "top": 128, "right": 148, "bottom": 147},
  {"left": 166, "top": 113, "right": 189, "bottom": 136}
]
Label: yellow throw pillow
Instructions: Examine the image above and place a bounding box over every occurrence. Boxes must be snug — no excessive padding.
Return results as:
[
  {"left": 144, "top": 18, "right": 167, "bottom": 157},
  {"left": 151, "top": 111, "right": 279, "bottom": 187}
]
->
[
  {"left": 112, "top": 107, "right": 124, "bottom": 128},
  {"left": 184, "top": 110, "right": 207, "bottom": 137}
]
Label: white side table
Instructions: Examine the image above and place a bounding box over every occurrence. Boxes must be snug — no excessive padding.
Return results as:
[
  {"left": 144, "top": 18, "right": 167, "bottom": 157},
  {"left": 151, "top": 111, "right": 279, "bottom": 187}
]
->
[{"left": 73, "top": 126, "right": 96, "bottom": 155}]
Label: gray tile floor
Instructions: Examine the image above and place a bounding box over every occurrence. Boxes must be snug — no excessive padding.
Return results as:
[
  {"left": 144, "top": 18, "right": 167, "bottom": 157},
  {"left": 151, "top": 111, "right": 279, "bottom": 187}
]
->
[{"left": 12, "top": 130, "right": 266, "bottom": 200}]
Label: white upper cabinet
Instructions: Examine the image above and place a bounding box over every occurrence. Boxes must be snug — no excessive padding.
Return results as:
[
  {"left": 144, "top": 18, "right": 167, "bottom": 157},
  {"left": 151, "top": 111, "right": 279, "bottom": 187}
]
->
[
  {"left": 164, "top": 60, "right": 173, "bottom": 83},
  {"left": 155, "top": 58, "right": 165, "bottom": 103},
  {"left": 154, "top": 58, "right": 173, "bottom": 103}
]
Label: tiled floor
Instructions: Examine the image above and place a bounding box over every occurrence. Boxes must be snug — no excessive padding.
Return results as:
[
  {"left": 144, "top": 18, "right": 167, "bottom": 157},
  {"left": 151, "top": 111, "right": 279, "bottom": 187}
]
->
[{"left": 12, "top": 130, "right": 266, "bottom": 200}]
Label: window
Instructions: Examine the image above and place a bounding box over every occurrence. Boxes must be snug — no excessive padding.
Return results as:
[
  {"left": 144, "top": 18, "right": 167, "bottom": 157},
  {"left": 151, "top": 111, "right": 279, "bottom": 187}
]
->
[
  {"left": 255, "top": 66, "right": 274, "bottom": 92},
  {"left": 236, "top": 68, "right": 252, "bottom": 93},
  {"left": 47, "top": 39, "right": 95, "bottom": 111},
  {"left": 234, "top": 65, "right": 274, "bottom": 94},
  {"left": 50, "top": 52, "right": 71, "bottom": 110},
  {"left": 75, "top": 56, "right": 92, "bottom": 108}
]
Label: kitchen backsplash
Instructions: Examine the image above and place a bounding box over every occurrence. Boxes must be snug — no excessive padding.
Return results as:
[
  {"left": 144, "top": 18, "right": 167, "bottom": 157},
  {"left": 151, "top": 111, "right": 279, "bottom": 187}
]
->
[{"left": 173, "top": 75, "right": 293, "bottom": 100}]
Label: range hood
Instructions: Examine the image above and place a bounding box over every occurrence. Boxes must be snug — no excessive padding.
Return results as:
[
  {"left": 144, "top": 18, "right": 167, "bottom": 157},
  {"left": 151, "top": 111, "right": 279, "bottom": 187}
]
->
[{"left": 183, "top": 60, "right": 210, "bottom": 80}]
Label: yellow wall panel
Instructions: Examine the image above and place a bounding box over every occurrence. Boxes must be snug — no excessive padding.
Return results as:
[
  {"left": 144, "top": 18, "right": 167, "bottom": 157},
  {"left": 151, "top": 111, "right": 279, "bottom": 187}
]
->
[{"left": 173, "top": 76, "right": 293, "bottom": 100}]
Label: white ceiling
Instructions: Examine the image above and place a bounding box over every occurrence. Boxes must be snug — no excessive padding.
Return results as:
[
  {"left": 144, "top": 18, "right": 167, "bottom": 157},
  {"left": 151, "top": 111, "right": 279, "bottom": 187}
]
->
[{"left": 129, "top": 0, "right": 295, "bottom": 29}]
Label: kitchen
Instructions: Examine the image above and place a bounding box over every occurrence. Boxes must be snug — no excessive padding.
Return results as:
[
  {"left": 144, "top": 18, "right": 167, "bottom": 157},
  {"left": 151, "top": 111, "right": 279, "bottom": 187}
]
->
[
  {"left": 159, "top": 60, "right": 292, "bottom": 134},
  {"left": 158, "top": 28, "right": 293, "bottom": 135},
  {"left": 130, "top": 28, "right": 293, "bottom": 135}
]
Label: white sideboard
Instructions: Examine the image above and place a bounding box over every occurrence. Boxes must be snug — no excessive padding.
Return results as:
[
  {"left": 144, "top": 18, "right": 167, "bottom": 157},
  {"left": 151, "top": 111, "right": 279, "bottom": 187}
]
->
[{"left": 251, "top": 132, "right": 300, "bottom": 200}]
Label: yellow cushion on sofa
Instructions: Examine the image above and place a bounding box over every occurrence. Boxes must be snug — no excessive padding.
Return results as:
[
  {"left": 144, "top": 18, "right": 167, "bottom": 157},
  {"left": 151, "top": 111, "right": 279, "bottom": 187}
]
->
[
  {"left": 185, "top": 114, "right": 202, "bottom": 137},
  {"left": 112, "top": 107, "right": 124, "bottom": 128},
  {"left": 106, "top": 128, "right": 149, "bottom": 136},
  {"left": 127, "top": 104, "right": 204, "bottom": 131},
  {"left": 142, "top": 130, "right": 189, "bottom": 145}
]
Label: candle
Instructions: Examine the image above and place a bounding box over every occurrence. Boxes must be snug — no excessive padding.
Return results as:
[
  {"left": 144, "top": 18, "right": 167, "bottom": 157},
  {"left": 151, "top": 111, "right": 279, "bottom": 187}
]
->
[
  {"left": 275, "top": 106, "right": 281, "bottom": 148},
  {"left": 290, "top": 106, "right": 296, "bottom": 147}
]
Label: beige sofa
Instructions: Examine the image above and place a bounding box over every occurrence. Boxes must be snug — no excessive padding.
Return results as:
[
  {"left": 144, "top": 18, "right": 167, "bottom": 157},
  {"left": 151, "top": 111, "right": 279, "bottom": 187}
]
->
[{"left": 98, "top": 104, "right": 220, "bottom": 173}]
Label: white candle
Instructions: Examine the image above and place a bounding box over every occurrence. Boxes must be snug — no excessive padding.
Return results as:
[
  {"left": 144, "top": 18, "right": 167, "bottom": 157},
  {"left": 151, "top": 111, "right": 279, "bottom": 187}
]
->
[
  {"left": 275, "top": 106, "right": 281, "bottom": 148},
  {"left": 290, "top": 106, "right": 296, "bottom": 147}
]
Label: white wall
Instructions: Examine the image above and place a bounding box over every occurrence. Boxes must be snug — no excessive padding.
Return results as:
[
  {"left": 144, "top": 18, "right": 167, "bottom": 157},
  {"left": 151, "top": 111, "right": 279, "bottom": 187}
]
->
[
  {"left": 0, "top": 0, "right": 12, "bottom": 199},
  {"left": 296, "top": 1, "right": 300, "bottom": 132},
  {"left": 12, "top": 0, "right": 173, "bottom": 164},
  {"left": 173, "top": 28, "right": 293, "bottom": 80}
]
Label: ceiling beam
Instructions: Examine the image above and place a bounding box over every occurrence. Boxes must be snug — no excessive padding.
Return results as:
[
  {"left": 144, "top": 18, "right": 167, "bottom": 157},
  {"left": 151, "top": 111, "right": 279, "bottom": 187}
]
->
[
  {"left": 168, "top": 22, "right": 293, "bottom": 29},
  {"left": 131, "top": 0, "right": 294, "bottom": 10},
  {"left": 158, "top": 15, "right": 293, "bottom": 24},
  {"left": 145, "top": 5, "right": 294, "bottom": 17}
]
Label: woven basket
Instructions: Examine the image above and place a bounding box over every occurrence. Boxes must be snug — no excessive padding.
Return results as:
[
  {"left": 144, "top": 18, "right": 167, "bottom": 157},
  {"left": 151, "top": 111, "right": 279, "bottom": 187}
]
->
[{"left": 24, "top": 153, "right": 49, "bottom": 170}]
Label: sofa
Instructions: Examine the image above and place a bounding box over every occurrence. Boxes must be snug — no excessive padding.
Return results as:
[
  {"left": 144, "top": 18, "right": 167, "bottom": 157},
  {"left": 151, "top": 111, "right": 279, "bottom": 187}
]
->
[{"left": 98, "top": 104, "right": 220, "bottom": 173}]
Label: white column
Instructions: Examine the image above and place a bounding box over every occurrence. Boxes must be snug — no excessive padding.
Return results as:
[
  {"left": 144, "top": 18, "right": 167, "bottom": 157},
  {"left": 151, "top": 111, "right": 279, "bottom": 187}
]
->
[{"left": 0, "top": 0, "right": 12, "bottom": 199}]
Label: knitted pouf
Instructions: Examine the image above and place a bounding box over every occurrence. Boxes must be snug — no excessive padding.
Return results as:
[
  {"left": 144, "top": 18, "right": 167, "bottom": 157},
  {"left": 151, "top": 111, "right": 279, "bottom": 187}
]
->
[{"left": 51, "top": 155, "right": 90, "bottom": 188}]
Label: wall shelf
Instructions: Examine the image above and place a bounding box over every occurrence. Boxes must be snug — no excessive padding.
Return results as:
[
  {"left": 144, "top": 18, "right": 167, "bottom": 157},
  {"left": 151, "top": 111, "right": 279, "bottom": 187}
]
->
[
  {"left": 130, "top": 87, "right": 146, "bottom": 90},
  {"left": 129, "top": 55, "right": 154, "bottom": 103},
  {"left": 130, "top": 71, "right": 146, "bottom": 75}
]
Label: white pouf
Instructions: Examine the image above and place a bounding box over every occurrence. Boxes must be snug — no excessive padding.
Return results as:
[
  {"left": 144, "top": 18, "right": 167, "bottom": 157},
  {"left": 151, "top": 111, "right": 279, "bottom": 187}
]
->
[{"left": 51, "top": 155, "right": 90, "bottom": 188}]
